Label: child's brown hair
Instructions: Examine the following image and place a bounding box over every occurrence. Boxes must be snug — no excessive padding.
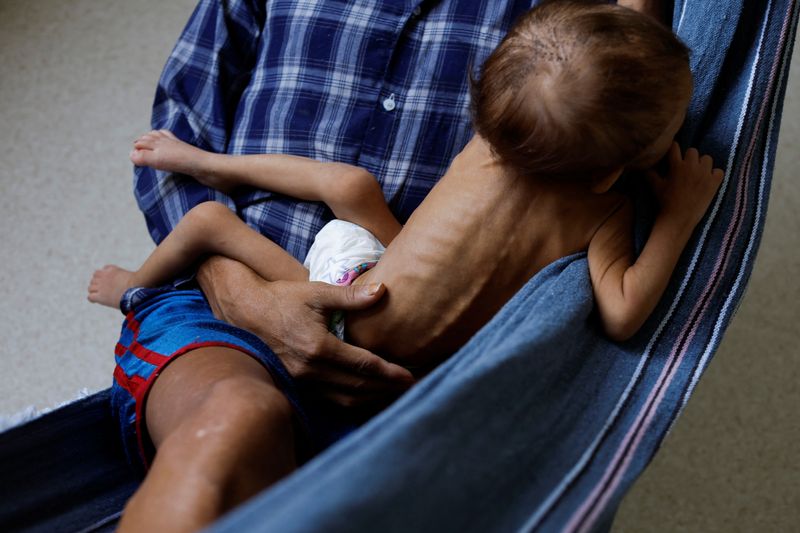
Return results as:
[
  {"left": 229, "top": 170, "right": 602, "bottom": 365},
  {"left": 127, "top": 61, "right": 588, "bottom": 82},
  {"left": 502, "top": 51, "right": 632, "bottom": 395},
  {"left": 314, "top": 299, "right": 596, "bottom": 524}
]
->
[{"left": 471, "top": 0, "right": 692, "bottom": 179}]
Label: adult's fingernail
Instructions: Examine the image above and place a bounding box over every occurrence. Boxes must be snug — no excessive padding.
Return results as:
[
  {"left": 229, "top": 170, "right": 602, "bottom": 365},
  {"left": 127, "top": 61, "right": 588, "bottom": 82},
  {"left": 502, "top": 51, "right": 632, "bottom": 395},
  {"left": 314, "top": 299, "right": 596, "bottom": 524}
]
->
[{"left": 364, "top": 283, "right": 383, "bottom": 296}]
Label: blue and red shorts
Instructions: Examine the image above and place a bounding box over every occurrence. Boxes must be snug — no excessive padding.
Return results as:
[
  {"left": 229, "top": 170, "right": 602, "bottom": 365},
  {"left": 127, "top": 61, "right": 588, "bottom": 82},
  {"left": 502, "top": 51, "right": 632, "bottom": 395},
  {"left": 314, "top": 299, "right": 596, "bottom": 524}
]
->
[{"left": 110, "top": 286, "right": 366, "bottom": 473}]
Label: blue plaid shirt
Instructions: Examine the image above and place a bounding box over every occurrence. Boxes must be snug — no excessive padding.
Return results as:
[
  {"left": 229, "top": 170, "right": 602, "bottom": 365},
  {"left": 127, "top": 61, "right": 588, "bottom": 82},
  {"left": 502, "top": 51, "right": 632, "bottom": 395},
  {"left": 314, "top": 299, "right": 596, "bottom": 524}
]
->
[{"left": 134, "top": 0, "right": 535, "bottom": 262}]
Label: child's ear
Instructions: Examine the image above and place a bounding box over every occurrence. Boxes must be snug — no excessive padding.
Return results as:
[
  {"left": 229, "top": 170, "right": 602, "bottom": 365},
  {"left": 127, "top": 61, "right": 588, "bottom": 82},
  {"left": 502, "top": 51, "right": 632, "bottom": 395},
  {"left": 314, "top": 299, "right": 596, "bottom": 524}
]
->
[{"left": 590, "top": 166, "right": 624, "bottom": 194}]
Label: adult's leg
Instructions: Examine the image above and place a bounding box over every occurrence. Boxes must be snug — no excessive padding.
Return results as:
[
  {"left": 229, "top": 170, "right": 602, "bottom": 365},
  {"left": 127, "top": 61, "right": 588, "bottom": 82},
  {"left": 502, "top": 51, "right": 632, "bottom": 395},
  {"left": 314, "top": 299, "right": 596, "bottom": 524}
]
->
[{"left": 118, "top": 346, "right": 297, "bottom": 533}]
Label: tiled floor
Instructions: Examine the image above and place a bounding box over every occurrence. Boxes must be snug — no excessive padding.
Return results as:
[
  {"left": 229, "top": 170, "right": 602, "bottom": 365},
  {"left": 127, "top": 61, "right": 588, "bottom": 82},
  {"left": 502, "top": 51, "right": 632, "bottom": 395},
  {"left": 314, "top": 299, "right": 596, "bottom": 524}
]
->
[{"left": 0, "top": 1, "right": 797, "bottom": 530}]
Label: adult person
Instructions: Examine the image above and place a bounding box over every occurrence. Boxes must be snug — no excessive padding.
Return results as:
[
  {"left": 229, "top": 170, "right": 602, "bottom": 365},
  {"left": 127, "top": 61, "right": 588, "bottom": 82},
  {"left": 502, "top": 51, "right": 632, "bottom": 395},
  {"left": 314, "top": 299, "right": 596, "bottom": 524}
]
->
[{"left": 117, "top": 1, "right": 663, "bottom": 530}]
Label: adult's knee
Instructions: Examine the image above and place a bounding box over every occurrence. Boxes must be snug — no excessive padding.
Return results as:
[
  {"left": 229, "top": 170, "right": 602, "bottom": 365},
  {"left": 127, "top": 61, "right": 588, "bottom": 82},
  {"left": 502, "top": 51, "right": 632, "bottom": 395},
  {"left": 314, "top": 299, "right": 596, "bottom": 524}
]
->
[
  {"left": 154, "top": 375, "right": 294, "bottom": 472},
  {"left": 203, "top": 376, "right": 294, "bottom": 434}
]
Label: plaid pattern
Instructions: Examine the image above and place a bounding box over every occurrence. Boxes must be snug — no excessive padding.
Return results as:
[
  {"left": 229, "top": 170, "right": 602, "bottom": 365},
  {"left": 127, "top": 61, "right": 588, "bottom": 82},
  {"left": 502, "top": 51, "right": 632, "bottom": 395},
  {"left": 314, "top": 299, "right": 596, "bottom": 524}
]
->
[
  {"left": 201, "top": 1, "right": 798, "bottom": 532},
  {"left": 134, "top": 0, "right": 535, "bottom": 263},
  {"left": 1, "top": 2, "right": 796, "bottom": 532}
]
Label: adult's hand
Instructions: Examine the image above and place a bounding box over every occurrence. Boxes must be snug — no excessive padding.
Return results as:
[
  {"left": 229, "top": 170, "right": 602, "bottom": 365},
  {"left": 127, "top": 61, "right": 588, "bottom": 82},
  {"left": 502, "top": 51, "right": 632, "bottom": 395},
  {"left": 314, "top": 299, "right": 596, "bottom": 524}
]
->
[{"left": 197, "top": 256, "right": 415, "bottom": 407}]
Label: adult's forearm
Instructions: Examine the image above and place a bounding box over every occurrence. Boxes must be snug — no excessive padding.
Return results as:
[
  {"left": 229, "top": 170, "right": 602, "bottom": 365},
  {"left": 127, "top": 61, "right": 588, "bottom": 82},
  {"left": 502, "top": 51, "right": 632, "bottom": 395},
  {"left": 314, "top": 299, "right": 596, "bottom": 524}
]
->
[
  {"left": 196, "top": 255, "right": 265, "bottom": 329},
  {"left": 195, "top": 255, "right": 415, "bottom": 403}
]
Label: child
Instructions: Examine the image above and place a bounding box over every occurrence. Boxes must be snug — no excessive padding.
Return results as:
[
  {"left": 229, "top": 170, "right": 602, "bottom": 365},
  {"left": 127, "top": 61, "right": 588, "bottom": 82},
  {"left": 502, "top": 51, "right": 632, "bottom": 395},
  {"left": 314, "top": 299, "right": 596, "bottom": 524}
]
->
[
  {"left": 101, "top": 2, "right": 726, "bottom": 530},
  {"left": 88, "top": 128, "right": 403, "bottom": 340},
  {"left": 90, "top": 2, "right": 722, "bottom": 372},
  {"left": 88, "top": 128, "right": 401, "bottom": 310}
]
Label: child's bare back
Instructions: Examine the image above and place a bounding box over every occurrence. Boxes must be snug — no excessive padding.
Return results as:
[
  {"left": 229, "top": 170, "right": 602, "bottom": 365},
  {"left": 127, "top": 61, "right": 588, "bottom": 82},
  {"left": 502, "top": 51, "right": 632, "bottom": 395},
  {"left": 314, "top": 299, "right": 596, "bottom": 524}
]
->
[
  {"left": 91, "top": 1, "right": 723, "bottom": 375},
  {"left": 347, "top": 135, "right": 626, "bottom": 367},
  {"left": 347, "top": 2, "right": 723, "bottom": 368}
]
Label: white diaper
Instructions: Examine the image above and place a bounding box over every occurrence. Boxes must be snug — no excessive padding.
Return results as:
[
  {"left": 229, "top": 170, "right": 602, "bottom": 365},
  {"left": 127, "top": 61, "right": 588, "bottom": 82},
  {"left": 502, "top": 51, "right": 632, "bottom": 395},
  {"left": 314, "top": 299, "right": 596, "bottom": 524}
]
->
[
  {"left": 304, "top": 219, "right": 385, "bottom": 339},
  {"left": 304, "top": 219, "right": 385, "bottom": 284}
]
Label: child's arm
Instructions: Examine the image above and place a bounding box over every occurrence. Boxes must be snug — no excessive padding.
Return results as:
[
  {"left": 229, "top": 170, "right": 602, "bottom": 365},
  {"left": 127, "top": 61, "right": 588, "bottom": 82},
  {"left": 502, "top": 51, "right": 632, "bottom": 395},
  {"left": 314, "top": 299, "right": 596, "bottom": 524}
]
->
[
  {"left": 204, "top": 152, "right": 402, "bottom": 246},
  {"left": 588, "top": 142, "right": 724, "bottom": 341},
  {"left": 88, "top": 201, "right": 308, "bottom": 309},
  {"left": 131, "top": 130, "right": 402, "bottom": 246},
  {"left": 616, "top": 0, "right": 666, "bottom": 22}
]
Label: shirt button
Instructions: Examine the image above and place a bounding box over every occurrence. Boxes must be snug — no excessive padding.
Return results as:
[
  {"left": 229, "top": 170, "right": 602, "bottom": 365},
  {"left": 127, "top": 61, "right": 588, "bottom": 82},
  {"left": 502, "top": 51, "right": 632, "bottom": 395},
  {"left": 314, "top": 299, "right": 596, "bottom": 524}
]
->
[
  {"left": 382, "top": 93, "right": 396, "bottom": 112},
  {"left": 412, "top": 5, "right": 422, "bottom": 16}
]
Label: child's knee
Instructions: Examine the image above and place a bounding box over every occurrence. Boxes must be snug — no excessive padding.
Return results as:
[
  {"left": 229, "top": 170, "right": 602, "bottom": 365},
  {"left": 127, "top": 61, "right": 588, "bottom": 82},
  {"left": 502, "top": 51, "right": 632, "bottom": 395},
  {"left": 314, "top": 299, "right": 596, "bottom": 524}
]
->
[{"left": 184, "top": 201, "right": 235, "bottom": 230}]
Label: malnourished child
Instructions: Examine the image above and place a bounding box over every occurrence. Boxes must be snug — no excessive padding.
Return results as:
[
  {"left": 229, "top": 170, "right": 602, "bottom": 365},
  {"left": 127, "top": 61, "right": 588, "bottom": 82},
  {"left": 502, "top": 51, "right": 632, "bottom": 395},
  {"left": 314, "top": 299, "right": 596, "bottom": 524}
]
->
[
  {"left": 91, "top": 2, "right": 721, "bottom": 369},
  {"left": 90, "top": 2, "right": 722, "bottom": 529}
]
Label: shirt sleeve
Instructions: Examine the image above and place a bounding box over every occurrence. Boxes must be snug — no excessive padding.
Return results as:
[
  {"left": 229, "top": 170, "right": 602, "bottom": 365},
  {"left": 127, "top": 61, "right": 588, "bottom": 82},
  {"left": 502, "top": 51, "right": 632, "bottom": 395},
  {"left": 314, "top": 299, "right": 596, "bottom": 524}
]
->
[{"left": 133, "top": 0, "right": 266, "bottom": 244}]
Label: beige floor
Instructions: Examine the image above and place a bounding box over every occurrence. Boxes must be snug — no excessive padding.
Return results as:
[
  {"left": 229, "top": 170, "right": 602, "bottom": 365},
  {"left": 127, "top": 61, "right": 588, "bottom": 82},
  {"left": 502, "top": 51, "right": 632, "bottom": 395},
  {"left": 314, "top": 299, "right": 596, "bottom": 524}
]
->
[{"left": 0, "top": 0, "right": 797, "bottom": 530}]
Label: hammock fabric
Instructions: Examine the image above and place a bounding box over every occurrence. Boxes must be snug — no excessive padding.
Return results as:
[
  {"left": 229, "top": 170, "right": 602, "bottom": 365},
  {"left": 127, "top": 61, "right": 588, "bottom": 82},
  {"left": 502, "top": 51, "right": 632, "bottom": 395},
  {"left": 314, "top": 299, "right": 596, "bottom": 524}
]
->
[{"left": 1, "top": 1, "right": 797, "bottom": 531}]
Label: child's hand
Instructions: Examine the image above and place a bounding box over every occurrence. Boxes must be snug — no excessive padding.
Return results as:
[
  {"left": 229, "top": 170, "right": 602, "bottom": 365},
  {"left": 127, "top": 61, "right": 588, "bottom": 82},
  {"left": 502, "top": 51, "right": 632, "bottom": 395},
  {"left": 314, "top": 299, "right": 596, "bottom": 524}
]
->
[
  {"left": 646, "top": 142, "right": 725, "bottom": 230},
  {"left": 130, "top": 130, "right": 209, "bottom": 180}
]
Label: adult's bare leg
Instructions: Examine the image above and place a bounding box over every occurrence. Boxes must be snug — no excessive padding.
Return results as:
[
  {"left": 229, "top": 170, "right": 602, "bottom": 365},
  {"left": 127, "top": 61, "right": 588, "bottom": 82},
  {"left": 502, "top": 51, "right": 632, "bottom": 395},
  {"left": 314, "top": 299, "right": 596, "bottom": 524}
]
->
[{"left": 117, "top": 346, "right": 297, "bottom": 533}]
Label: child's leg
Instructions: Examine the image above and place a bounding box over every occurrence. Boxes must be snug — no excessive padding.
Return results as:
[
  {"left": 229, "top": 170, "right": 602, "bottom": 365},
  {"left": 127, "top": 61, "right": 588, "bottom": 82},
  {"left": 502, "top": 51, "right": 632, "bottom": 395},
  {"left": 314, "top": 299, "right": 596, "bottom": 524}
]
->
[
  {"left": 88, "top": 202, "right": 308, "bottom": 309},
  {"left": 87, "top": 266, "right": 137, "bottom": 308},
  {"left": 131, "top": 131, "right": 402, "bottom": 246}
]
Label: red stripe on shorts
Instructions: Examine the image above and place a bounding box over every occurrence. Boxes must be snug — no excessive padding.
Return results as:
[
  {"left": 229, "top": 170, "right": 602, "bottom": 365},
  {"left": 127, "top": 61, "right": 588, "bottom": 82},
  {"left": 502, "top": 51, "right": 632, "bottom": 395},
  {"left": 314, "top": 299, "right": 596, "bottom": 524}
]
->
[
  {"left": 116, "top": 312, "right": 170, "bottom": 366},
  {"left": 113, "top": 365, "right": 147, "bottom": 397}
]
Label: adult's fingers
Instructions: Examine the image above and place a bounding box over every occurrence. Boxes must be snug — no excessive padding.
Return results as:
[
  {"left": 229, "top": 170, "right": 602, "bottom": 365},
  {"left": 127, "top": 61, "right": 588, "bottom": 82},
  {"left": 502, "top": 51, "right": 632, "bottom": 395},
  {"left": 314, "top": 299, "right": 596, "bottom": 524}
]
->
[
  {"left": 322, "top": 334, "right": 416, "bottom": 384},
  {"left": 299, "top": 357, "right": 413, "bottom": 393},
  {"left": 309, "top": 282, "right": 387, "bottom": 312},
  {"left": 700, "top": 154, "right": 714, "bottom": 173},
  {"left": 668, "top": 141, "right": 682, "bottom": 168},
  {"left": 316, "top": 387, "right": 400, "bottom": 409},
  {"left": 684, "top": 146, "right": 699, "bottom": 164}
]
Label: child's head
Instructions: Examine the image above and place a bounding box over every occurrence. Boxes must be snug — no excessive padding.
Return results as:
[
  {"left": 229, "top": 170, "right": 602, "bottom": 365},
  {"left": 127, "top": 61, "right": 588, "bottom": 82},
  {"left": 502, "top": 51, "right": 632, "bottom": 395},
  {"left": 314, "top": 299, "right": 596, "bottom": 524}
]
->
[{"left": 471, "top": 1, "right": 692, "bottom": 181}]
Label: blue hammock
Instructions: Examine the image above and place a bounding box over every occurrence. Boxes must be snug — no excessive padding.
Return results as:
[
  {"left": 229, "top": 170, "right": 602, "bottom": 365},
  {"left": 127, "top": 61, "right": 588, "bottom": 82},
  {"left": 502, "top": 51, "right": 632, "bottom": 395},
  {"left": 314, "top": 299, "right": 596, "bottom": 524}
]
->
[{"left": 0, "top": 1, "right": 797, "bottom": 531}]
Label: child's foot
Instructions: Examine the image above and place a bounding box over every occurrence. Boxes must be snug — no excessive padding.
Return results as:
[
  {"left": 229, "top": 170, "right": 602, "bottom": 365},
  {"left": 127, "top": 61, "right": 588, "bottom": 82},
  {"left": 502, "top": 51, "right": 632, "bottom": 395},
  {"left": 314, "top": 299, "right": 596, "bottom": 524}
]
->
[
  {"left": 87, "top": 265, "right": 135, "bottom": 309},
  {"left": 130, "top": 130, "right": 233, "bottom": 192}
]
